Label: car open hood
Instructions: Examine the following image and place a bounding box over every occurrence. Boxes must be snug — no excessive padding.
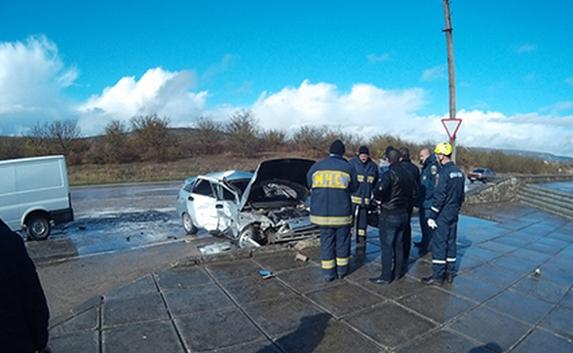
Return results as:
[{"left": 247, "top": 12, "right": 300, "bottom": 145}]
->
[{"left": 240, "top": 158, "right": 315, "bottom": 210}]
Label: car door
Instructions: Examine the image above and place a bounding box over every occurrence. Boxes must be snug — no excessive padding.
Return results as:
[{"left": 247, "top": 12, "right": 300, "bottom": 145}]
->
[
  {"left": 188, "top": 178, "right": 218, "bottom": 231},
  {"left": 215, "top": 183, "right": 240, "bottom": 237}
]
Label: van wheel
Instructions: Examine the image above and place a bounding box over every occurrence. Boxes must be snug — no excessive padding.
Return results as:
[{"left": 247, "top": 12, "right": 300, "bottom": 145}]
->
[
  {"left": 26, "top": 215, "right": 51, "bottom": 240},
  {"left": 182, "top": 213, "right": 197, "bottom": 235}
]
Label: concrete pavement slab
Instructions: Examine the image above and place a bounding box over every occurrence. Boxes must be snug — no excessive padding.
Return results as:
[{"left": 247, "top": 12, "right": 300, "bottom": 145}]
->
[
  {"left": 221, "top": 276, "right": 296, "bottom": 304},
  {"left": 449, "top": 306, "right": 532, "bottom": 352},
  {"left": 490, "top": 255, "right": 540, "bottom": 275},
  {"left": 155, "top": 266, "right": 213, "bottom": 289},
  {"left": 163, "top": 284, "right": 235, "bottom": 316},
  {"left": 252, "top": 251, "right": 311, "bottom": 273},
  {"left": 50, "top": 307, "right": 98, "bottom": 337},
  {"left": 396, "top": 329, "right": 494, "bottom": 353},
  {"left": 206, "top": 259, "right": 263, "bottom": 282},
  {"left": 102, "top": 320, "right": 183, "bottom": 353},
  {"left": 103, "top": 291, "right": 168, "bottom": 328},
  {"left": 510, "top": 275, "right": 570, "bottom": 304},
  {"left": 540, "top": 306, "right": 573, "bottom": 340},
  {"left": 398, "top": 286, "right": 476, "bottom": 323},
  {"left": 242, "top": 296, "right": 327, "bottom": 338},
  {"left": 49, "top": 331, "right": 99, "bottom": 353},
  {"left": 175, "top": 307, "right": 264, "bottom": 352},
  {"left": 352, "top": 276, "right": 426, "bottom": 301},
  {"left": 538, "top": 262, "right": 573, "bottom": 287},
  {"left": 560, "top": 289, "right": 573, "bottom": 309},
  {"left": 346, "top": 302, "right": 436, "bottom": 350},
  {"left": 511, "top": 329, "right": 573, "bottom": 353},
  {"left": 306, "top": 282, "right": 384, "bottom": 318},
  {"left": 462, "top": 263, "right": 525, "bottom": 290},
  {"left": 484, "top": 289, "right": 554, "bottom": 324},
  {"left": 442, "top": 276, "right": 503, "bottom": 303},
  {"left": 276, "top": 265, "right": 339, "bottom": 294},
  {"left": 210, "top": 339, "right": 282, "bottom": 353},
  {"left": 105, "top": 275, "right": 157, "bottom": 299},
  {"left": 274, "top": 316, "right": 383, "bottom": 353}
]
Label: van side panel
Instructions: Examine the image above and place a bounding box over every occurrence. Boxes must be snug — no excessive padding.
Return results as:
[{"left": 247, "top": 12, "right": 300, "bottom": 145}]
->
[
  {"left": 0, "top": 165, "right": 18, "bottom": 229},
  {"left": 0, "top": 156, "right": 73, "bottom": 231}
]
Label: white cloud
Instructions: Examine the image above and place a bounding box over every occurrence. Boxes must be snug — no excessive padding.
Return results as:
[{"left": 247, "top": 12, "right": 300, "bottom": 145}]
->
[
  {"left": 421, "top": 65, "right": 447, "bottom": 82},
  {"left": 367, "top": 53, "right": 391, "bottom": 63},
  {"left": 1, "top": 36, "right": 572, "bottom": 157},
  {"left": 517, "top": 43, "right": 537, "bottom": 54},
  {"left": 0, "top": 35, "right": 78, "bottom": 134},
  {"left": 78, "top": 67, "right": 208, "bottom": 133}
]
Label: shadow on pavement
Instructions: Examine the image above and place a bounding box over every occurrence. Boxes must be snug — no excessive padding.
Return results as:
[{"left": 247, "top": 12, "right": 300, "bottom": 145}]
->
[
  {"left": 257, "top": 313, "right": 331, "bottom": 353},
  {"left": 469, "top": 342, "right": 502, "bottom": 353}
]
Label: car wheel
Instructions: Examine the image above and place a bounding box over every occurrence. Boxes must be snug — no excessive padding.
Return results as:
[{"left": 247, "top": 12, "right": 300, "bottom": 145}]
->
[
  {"left": 182, "top": 213, "right": 197, "bottom": 235},
  {"left": 26, "top": 215, "right": 51, "bottom": 240},
  {"left": 238, "top": 226, "right": 261, "bottom": 248}
]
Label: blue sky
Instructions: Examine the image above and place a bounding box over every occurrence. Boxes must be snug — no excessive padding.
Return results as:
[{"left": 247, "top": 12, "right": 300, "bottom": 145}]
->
[{"left": 1, "top": 0, "right": 572, "bottom": 155}]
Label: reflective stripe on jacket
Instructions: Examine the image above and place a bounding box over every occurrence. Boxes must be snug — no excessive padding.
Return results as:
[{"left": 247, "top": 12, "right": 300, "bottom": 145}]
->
[
  {"left": 307, "top": 154, "right": 358, "bottom": 227},
  {"left": 349, "top": 157, "right": 378, "bottom": 206}
]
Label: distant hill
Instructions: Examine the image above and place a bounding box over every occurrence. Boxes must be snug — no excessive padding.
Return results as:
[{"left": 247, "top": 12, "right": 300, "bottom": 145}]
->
[{"left": 468, "top": 147, "right": 573, "bottom": 165}]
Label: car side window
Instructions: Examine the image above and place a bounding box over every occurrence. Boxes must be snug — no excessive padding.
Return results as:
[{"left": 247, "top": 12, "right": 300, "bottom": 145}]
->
[
  {"left": 220, "top": 186, "right": 236, "bottom": 201},
  {"left": 193, "top": 179, "right": 215, "bottom": 198}
]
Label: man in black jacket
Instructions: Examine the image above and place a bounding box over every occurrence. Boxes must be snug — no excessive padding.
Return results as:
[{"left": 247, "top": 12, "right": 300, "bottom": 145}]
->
[
  {"left": 399, "top": 147, "right": 420, "bottom": 273},
  {"left": 369, "top": 149, "right": 417, "bottom": 284},
  {"left": 0, "top": 218, "right": 50, "bottom": 353}
]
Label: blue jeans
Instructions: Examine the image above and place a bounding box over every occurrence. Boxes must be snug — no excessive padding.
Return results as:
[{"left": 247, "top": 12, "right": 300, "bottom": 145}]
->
[{"left": 378, "top": 212, "right": 408, "bottom": 281}]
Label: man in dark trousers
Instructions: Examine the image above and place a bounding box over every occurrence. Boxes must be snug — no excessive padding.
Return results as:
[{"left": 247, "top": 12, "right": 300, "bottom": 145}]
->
[
  {"left": 422, "top": 142, "right": 465, "bottom": 285},
  {"left": 414, "top": 147, "right": 440, "bottom": 254},
  {"left": 0, "top": 218, "right": 50, "bottom": 353},
  {"left": 349, "top": 145, "right": 378, "bottom": 245},
  {"left": 369, "top": 149, "right": 416, "bottom": 285},
  {"left": 307, "top": 140, "right": 357, "bottom": 281},
  {"left": 399, "top": 147, "right": 419, "bottom": 272}
]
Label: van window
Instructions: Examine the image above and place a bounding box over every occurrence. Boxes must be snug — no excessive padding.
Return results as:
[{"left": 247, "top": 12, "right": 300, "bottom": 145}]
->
[
  {"left": 0, "top": 167, "right": 16, "bottom": 194},
  {"left": 193, "top": 179, "right": 215, "bottom": 198},
  {"left": 15, "top": 162, "right": 62, "bottom": 191}
]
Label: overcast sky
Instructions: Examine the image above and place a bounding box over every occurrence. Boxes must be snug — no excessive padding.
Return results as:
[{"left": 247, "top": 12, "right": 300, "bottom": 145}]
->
[{"left": 1, "top": 0, "right": 572, "bottom": 155}]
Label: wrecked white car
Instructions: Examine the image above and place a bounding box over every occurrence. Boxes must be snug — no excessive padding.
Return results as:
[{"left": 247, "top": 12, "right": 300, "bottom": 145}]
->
[{"left": 176, "top": 158, "right": 319, "bottom": 247}]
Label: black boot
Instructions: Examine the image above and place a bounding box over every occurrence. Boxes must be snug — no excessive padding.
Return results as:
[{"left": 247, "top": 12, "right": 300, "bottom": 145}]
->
[{"left": 445, "top": 273, "right": 454, "bottom": 284}]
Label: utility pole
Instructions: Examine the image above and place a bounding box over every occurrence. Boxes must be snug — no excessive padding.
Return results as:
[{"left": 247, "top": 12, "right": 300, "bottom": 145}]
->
[{"left": 442, "top": 0, "right": 457, "bottom": 162}]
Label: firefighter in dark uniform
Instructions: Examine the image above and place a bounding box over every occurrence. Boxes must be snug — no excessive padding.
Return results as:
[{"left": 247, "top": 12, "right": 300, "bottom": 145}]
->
[
  {"left": 307, "top": 140, "right": 358, "bottom": 281},
  {"left": 398, "top": 147, "right": 419, "bottom": 272},
  {"left": 349, "top": 146, "right": 378, "bottom": 245},
  {"left": 0, "top": 218, "right": 50, "bottom": 353},
  {"left": 414, "top": 148, "right": 440, "bottom": 254},
  {"left": 422, "top": 142, "right": 465, "bottom": 285}
]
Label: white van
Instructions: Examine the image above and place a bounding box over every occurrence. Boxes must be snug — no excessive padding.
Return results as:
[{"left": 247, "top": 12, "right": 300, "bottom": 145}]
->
[{"left": 0, "top": 155, "right": 74, "bottom": 240}]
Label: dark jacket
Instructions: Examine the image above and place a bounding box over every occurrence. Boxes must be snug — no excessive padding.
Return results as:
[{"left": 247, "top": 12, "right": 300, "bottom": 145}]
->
[
  {"left": 373, "top": 162, "right": 416, "bottom": 215},
  {"left": 349, "top": 156, "right": 378, "bottom": 206},
  {"left": 307, "top": 154, "right": 358, "bottom": 227},
  {"left": 418, "top": 153, "right": 440, "bottom": 209},
  {"left": 401, "top": 159, "right": 420, "bottom": 210},
  {"left": 0, "top": 219, "right": 50, "bottom": 353},
  {"left": 429, "top": 161, "right": 465, "bottom": 223}
]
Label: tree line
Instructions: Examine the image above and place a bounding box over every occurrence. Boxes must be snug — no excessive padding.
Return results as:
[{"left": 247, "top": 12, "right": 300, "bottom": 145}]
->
[{"left": 0, "top": 111, "right": 568, "bottom": 175}]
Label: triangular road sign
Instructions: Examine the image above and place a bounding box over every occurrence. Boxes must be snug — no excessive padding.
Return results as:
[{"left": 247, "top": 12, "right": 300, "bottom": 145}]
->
[{"left": 441, "top": 118, "right": 462, "bottom": 140}]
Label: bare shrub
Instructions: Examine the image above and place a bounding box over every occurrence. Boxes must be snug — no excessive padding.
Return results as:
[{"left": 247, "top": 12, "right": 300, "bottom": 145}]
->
[
  {"left": 130, "top": 114, "right": 171, "bottom": 162},
  {"left": 225, "top": 110, "right": 261, "bottom": 157},
  {"left": 25, "top": 120, "right": 83, "bottom": 163},
  {"left": 261, "top": 129, "right": 287, "bottom": 152},
  {"left": 194, "top": 117, "right": 225, "bottom": 154}
]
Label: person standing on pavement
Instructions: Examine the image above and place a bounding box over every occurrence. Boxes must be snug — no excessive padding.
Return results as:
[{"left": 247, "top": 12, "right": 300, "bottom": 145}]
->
[
  {"left": 349, "top": 146, "right": 378, "bottom": 245},
  {"left": 414, "top": 148, "right": 440, "bottom": 254},
  {"left": 307, "top": 140, "right": 358, "bottom": 281},
  {"left": 422, "top": 142, "right": 465, "bottom": 285},
  {"left": 369, "top": 149, "right": 416, "bottom": 285},
  {"left": 0, "top": 218, "right": 51, "bottom": 353},
  {"left": 398, "top": 147, "right": 419, "bottom": 271}
]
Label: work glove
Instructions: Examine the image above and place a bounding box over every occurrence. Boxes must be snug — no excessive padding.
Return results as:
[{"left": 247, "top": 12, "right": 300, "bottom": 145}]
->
[{"left": 427, "top": 218, "right": 438, "bottom": 230}]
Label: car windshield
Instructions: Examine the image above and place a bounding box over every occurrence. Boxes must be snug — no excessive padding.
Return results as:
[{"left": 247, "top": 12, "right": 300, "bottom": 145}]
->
[
  {"left": 473, "top": 168, "right": 485, "bottom": 173},
  {"left": 227, "top": 179, "right": 251, "bottom": 198}
]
